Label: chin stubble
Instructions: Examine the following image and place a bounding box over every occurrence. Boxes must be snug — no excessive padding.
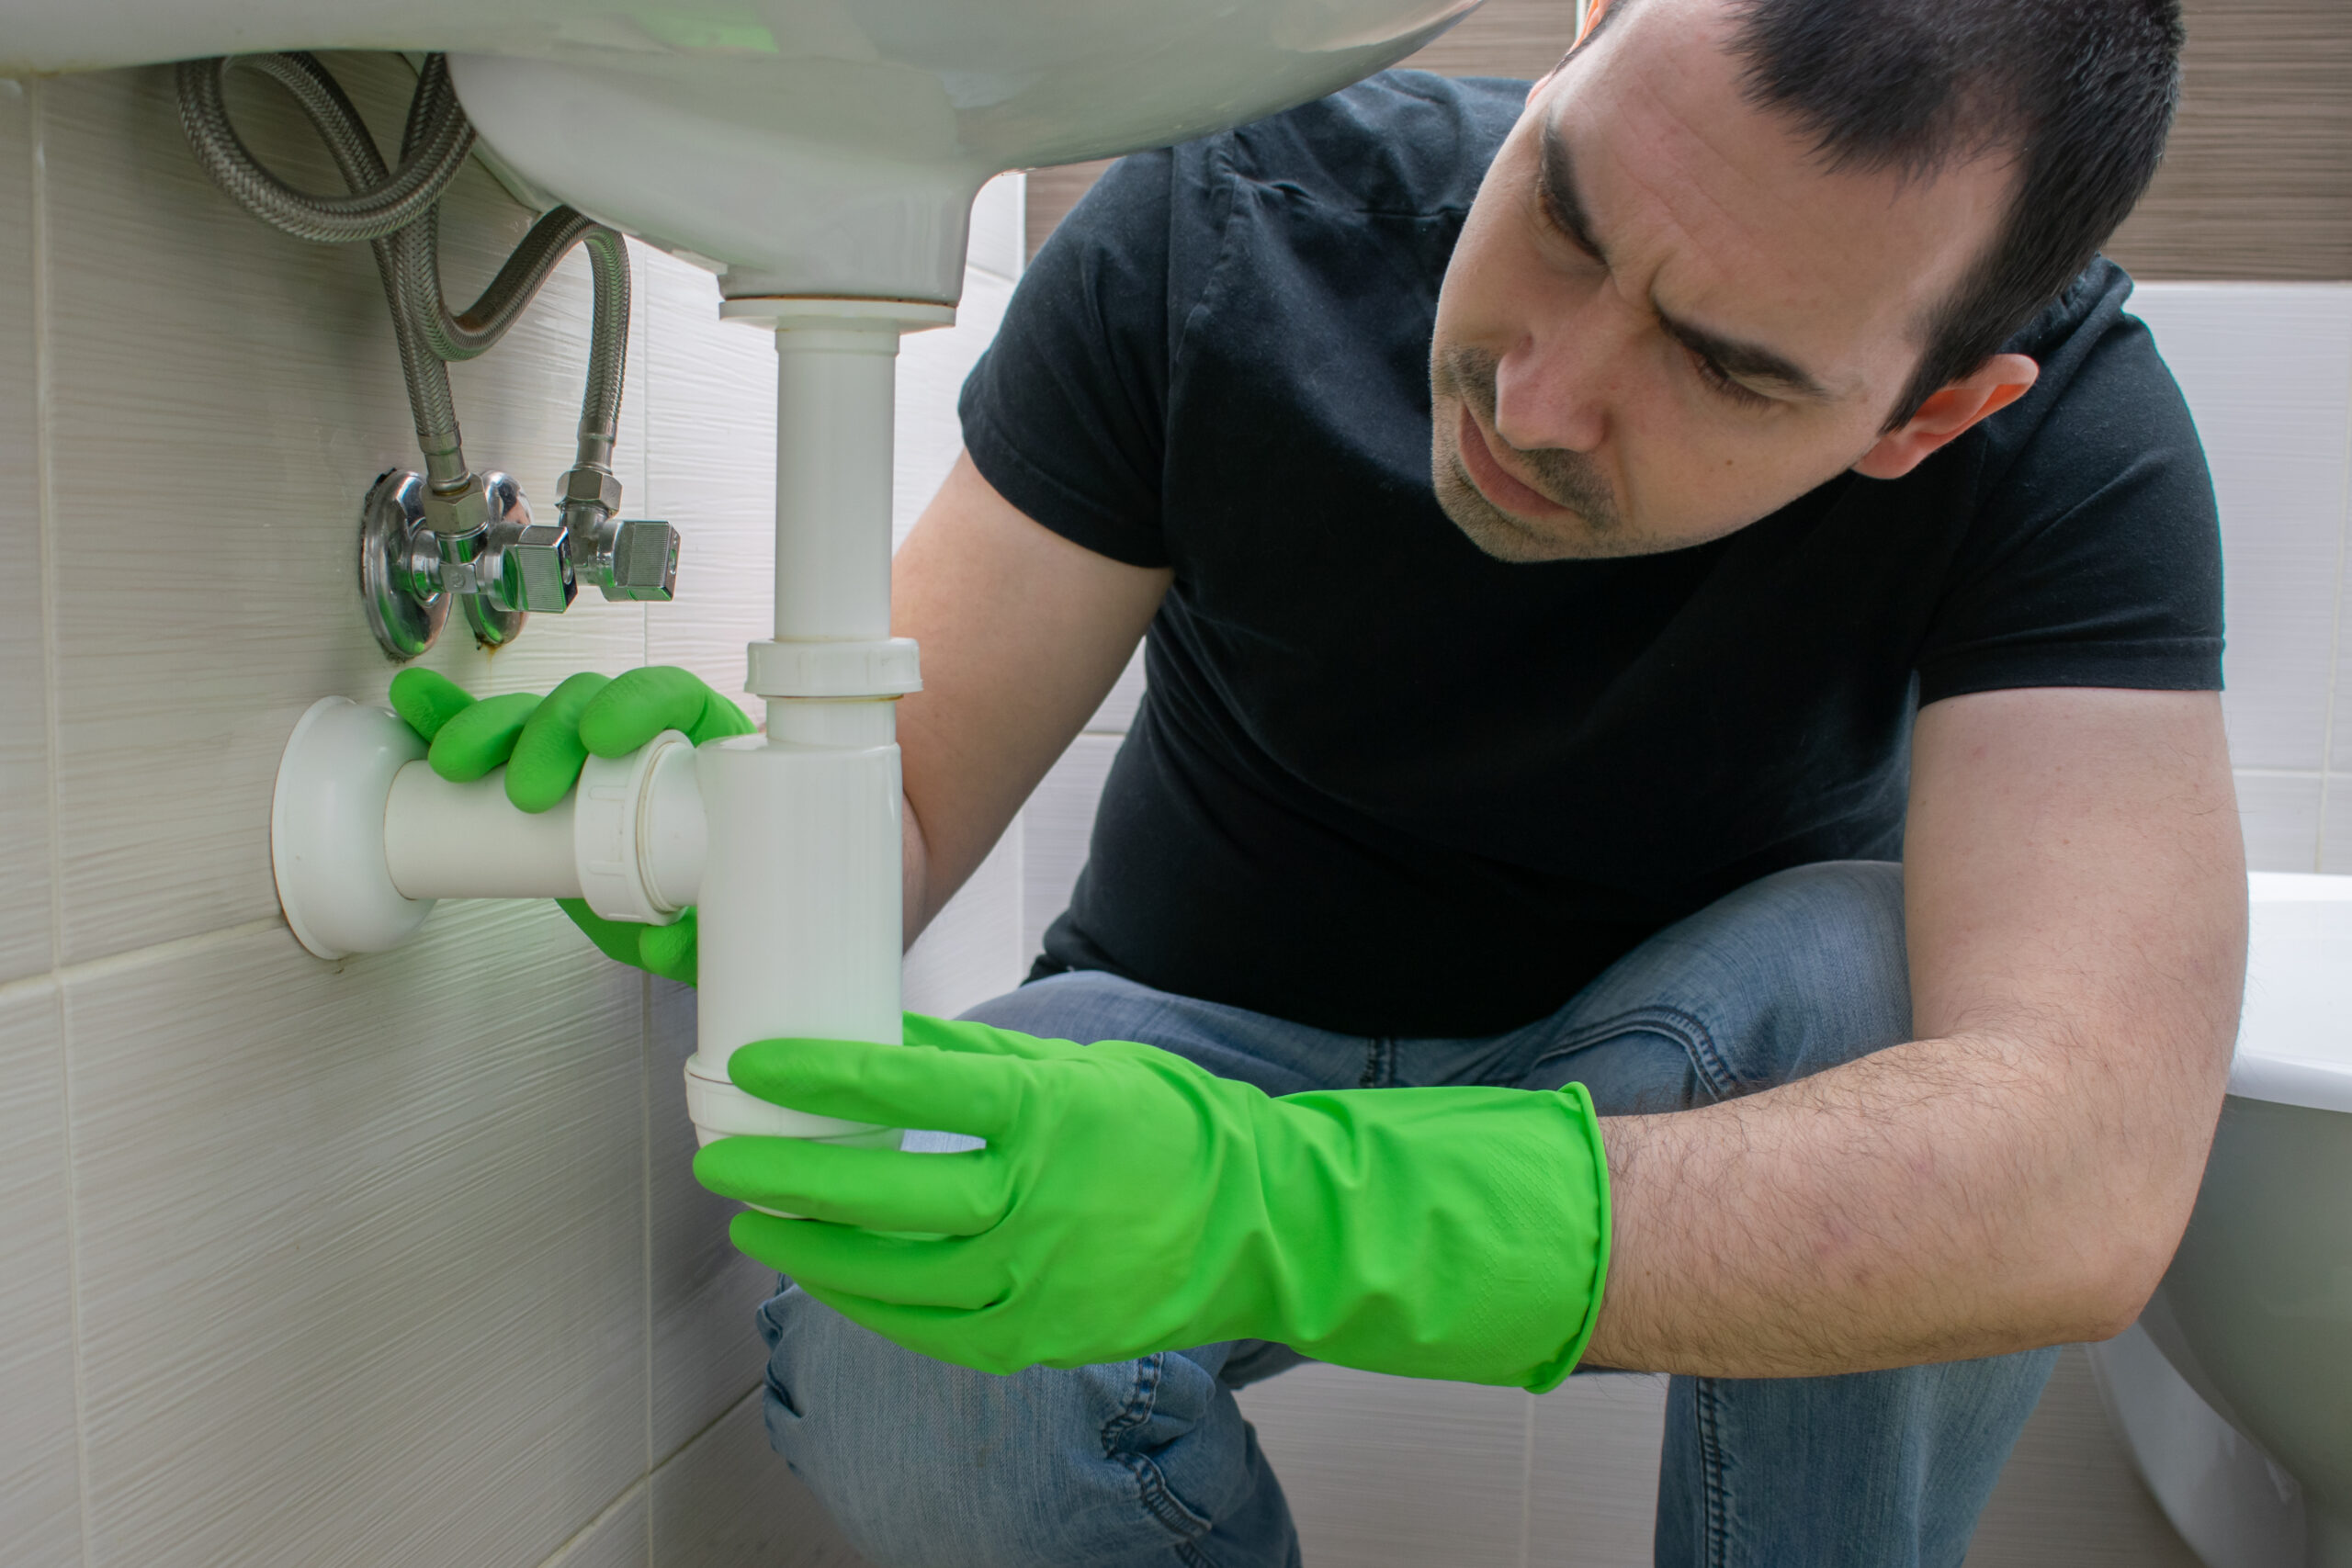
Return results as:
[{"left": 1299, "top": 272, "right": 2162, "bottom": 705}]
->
[{"left": 1429, "top": 343, "right": 1623, "bottom": 551}]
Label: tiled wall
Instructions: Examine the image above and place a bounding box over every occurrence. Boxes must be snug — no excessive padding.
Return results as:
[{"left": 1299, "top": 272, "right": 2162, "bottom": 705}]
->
[
  {"left": 2127, "top": 285, "right": 2352, "bottom": 874},
  {"left": 0, "top": 56, "right": 1023, "bottom": 1568}
]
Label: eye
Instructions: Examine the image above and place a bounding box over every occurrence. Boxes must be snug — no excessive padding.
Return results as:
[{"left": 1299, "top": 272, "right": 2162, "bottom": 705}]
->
[
  {"left": 1686, "top": 344, "right": 1776, "bottom": 411},
  {"left": 1532, "top": 182, "right": 1600, "bottom": 263}
]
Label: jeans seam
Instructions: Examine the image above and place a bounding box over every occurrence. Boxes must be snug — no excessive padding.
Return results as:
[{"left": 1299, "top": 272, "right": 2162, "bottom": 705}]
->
[
  {"left": 1102, "top": 1353, "right": 1217, "bottom": 1547},
  {"left": 1696, "top": 1376, "right": 1729, "bottom": 1568},
  {"left": 1513, "top": 1005, "right": 1742, "bottom": 1101}
]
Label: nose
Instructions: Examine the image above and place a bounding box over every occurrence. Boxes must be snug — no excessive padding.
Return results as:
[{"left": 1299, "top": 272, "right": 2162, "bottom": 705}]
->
[{"left": 1491, "top": 310, "right": 1621, "bottom": 455}]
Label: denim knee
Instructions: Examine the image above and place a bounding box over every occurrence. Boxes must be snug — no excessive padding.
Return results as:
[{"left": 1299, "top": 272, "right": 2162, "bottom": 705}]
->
[
  {"left": 756, "top": 1282, "right": 1291, "bottom": 1568},
  {"left": 1656, "top": 1347, "right": 2058, "bottom": 1568},
  {"left": 1536, "top": 860, "right": 1911, "bottom": 1107}
]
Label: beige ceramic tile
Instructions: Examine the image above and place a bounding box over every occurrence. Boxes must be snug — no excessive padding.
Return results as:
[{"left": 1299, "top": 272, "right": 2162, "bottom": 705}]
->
[
  {"left": 1236, "top": 1361, "right": 1530, "bottom": 1568},
  {"left": 41, "top": 60, "right": 645, "bottom": 965},
  {"left": 538, "top": 1483, "right": 651, "bottom": 1568},
  {"left": 2338, "top": 543, "right": 2352, "bottom": 779},
  {"left": 965, "top": 172, "right": 1027, "bottom": 288},
  {"left": 1021, "top": 733, "right": 1121, "bottom": 964},
  {"left": 2323, "top": 776, "right": 2352, "bottom": 875},
  {"left": 66, "top": 904, "right": 647, "bottom": 1568},
  {"left": 0, "top": 981, "right": 82, "bottom": 1568},
  {"left": 2130, "top": 285, "right": 2352, "bottom": 773},
  {"left": 2234, "top": 771, "right": 2324, "bottom": 873},
  {"left": 647, "top": 976, "right": 777, "bottom": 1461},
  {"left": 649, "top": 1389, "right": 871, "bottom": 1568},
  {"left": 0, "top": 79, "right": 53, "bottom": 983},
  {"left": 1965, "top": 1346, "right": 2204, "bottom": 1567},
  {"left": 639, "top": 245, "right": 775, "bottom": 708},
  {"left": 1527, "top": 1374, "right": 1668, "bottom": 1567}
]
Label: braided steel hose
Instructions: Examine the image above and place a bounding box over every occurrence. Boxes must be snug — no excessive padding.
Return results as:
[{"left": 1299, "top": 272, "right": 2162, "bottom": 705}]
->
[
  {"left": 175, "top": 51, "right": 635, "bottom": 523},
  {"left": 175, "top": 53, "right": 471, "bottom": 243},
  {"left": 178, "top": 52, "right": 473, "bottom": 489}
]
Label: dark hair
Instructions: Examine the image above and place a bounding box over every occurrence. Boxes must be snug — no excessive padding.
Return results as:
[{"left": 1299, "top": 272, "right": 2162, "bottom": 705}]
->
[{"left": 1577, "top": 0, "right": 2184, "bottom": 426}]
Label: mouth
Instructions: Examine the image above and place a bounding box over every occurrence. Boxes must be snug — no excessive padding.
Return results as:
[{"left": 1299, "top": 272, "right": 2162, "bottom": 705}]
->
[{"left": 1452, "top": 400, "right": 1575, "bottom": 521}]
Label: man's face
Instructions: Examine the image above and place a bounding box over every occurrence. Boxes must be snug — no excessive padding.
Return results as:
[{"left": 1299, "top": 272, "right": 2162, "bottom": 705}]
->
[{"left": 1430, "top": 0, "right": 2018, "bottom": 560}]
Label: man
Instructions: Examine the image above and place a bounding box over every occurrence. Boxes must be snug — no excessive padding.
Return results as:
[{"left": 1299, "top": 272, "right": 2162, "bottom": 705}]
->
[{"left": 399, "top": 0, "right": 2245, "bottom": 1559}]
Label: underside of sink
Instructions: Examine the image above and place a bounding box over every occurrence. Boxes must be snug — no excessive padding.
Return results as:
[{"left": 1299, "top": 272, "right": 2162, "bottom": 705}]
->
[{"left": 8, "top": 0, "right": 1481, "bottom": 298}]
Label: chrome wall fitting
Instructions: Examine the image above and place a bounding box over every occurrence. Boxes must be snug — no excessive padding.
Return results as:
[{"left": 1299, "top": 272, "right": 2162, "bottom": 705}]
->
[
  {"left": 357, "top": 468, "right": 558, "bottom": 656},
  {"left": 359, "top": 470, "right": 446, "bottom": 659},
  {"left": 359, "top": 467, "right": 681, "bottom": 659}
]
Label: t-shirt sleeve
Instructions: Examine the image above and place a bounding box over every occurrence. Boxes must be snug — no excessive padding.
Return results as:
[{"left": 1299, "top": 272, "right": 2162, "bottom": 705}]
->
[
  {"left": 1913, "top": 307, "right": 2225, "bottom": 705},
  {"left": 957, "top": 150, "right": 1182, "bottom": 568}
]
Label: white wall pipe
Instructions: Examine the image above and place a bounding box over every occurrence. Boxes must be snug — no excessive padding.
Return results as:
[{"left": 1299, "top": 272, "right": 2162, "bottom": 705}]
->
[
  {"left": 269, "top": 699, "right": 707, "bottom": 962},
  {"left": 385, "top": 768, "right": 581, "bottom": 900},
  {"left": 381, "top": 736, "right": 707, "bottom": 915}
]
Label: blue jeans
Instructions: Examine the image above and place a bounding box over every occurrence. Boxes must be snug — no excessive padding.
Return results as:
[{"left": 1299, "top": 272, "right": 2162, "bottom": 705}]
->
[{"left": 755, "top": 862, "right": 2057, "bottom": 1567}]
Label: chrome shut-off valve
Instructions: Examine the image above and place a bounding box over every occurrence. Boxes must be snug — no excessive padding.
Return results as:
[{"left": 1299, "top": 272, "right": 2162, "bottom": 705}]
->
[
  {"left": 359, "top": 467, "right": 680, "bottom": 659},
  {"left": 557, "top": 462, "right": 682, "bottom": 605}
]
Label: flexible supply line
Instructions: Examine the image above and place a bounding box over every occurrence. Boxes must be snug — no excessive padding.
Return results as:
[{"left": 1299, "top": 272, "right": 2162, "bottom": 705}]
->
[
  {"left": 175, "top": 52, "right": 472, "bottom": 243},
  {"left": 175, "top": 51, "right": 632, "bottom": 525}
]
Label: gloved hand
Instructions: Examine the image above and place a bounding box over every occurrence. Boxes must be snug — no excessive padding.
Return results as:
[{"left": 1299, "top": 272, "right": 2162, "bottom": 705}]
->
[
  {"left": 386, "top": 665, "right": 758, "bottom": 984},
  {"left": 694, "top": 1013, "right": 1612, "bottom": 1390}
]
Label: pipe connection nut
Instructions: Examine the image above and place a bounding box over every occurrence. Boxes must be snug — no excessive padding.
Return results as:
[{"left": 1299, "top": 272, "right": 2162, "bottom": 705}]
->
[{"left": 423, "top": 473, "right": 495, "bottom": 538}]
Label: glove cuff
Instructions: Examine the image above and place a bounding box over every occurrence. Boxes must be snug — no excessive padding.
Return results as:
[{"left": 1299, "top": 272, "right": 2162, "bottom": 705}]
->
[{"left": 1519, "top": 1080, "right": 1613, "bottom": 1393}]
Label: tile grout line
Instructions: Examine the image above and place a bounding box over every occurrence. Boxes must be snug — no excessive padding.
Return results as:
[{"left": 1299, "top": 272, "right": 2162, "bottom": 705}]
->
[
  {"left": 640, "top": 972, "right": 656, "bottom": 1562},
  {"left": 635, "top": 236, "right": 656, "bottom": 1562},
  {"left": 638, "top": 238, "right": 653, "bottom": 676},
  {"left": 2315, "top": 327, "right": 2352, "bottom": 872},
  {"left": 0, "top": 918, "right": 288, "bottom": 1009},
  {"left": 27, "top": 77, "right": 97, "bottom": 1568},
  {"left": 528, "top": 1474, "right": 650, "bottom": 1568},
  {"left": 652, "top": 1382, "right": 767, "bottom": 1476},
  {"left": 1516, "top": 1393, "right": 1536, "bottom": 1568}
]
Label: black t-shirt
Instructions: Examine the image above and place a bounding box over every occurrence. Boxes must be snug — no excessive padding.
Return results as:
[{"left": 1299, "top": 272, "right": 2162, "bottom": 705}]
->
[{"left": 959, "top": 71, "right": 2224, "bottom": 1039}]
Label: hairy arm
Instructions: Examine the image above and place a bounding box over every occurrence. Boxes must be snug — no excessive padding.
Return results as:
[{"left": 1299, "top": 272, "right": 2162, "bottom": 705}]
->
[
  {"left": 893, "top": 453, "right": 1173, "bottom": 944},
  {"left": 1584, "top": 687, "right": 2247, "bottom": 1375}
]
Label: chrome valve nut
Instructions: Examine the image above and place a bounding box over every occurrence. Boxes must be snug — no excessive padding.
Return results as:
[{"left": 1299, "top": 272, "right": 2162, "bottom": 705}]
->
[
  {"left": 422, "top": 475, "right": 494, "bottom": 538},
  {"left": 558, "top": 464, "right": 623, "bottom": 514},
  {"left": 492, "top": 520, "right": 578, "bottom": 614},
  {"left": 602, "top": 518, "right": 679, "bottom": 603}
]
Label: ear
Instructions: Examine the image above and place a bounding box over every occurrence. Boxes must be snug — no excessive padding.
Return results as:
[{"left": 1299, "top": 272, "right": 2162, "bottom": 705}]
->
[{"left": 1850, "top": 353, "right": 2040, "bottom": 479}]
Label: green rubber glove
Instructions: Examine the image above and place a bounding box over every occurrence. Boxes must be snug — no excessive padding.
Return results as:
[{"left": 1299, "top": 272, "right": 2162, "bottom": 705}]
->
[
  {"left": 386, "top": 665, "right": 757, "bottom": 984},
  {"left": 694, "top": 1013, "right": 1612, "bottom": 1390}
]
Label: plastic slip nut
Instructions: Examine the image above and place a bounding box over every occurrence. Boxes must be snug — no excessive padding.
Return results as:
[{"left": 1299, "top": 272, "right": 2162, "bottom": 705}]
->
[{"left": 746, "top": 637, "right": 922, "bottom": 698}]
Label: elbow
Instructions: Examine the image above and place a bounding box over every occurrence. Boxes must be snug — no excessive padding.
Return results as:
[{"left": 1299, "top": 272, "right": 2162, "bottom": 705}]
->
[
  {"left": 2043, "top": 1219, "right": 2188, "bottom": 1347},
  {"left": 2067, "top": 1273, "right": 2158, "bottom": 1347}
]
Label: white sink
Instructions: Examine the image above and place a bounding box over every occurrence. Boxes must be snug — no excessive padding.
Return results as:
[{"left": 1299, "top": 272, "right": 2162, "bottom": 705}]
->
[{"left": 6, "top": 0, "right": 1479, "bottom": 299}]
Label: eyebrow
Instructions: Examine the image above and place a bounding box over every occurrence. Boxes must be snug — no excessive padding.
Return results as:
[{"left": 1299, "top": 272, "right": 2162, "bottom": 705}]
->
[{"left": 1536, "top": 117, "right": 1836, "bottom": 404}]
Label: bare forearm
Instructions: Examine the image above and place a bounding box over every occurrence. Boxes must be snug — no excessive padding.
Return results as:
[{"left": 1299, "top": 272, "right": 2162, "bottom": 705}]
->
[
  {"left": 1581, "top": 690, "right": 2245, "bottom": 1378},
  {"left": 1584, "top": 1028, "right": 2186, "bottom": 1375}
]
